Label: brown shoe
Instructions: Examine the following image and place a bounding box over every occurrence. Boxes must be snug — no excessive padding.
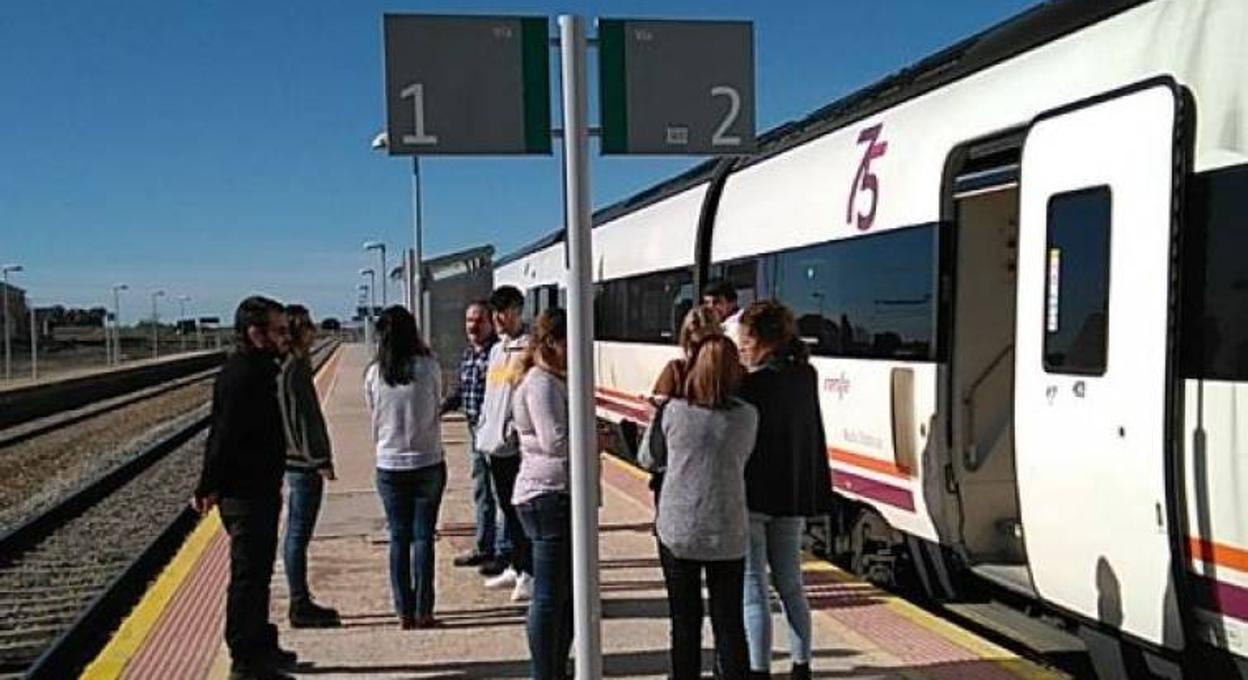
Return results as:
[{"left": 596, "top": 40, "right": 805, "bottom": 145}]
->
[
  {"left": 400, "top": 615, "right": 417, "bottom": 630},
  {"left": 414, "top": 615, "right": 441, "bottom": 628}
]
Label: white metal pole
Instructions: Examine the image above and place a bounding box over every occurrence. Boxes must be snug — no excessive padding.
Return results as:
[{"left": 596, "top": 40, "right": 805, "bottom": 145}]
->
[
  {"left": 559, "top": 15, "right": 601, "bottom": 679},
  {"left": 113, "top": 289, "right": 122, "bottom": 365},
  {"left": 2, "top": 270, "right": 10, "bottom": 381},
  {"left": 411, "top": 157, "right": 425, "bottom": 333},
  {"left": 103, "top": 310, "right": 111, "bottom": 367},
  {"left": 29, "top": 306, "right": 36, "bottom": 380},
  {"left": 151, "top": 294, "right": 159, "bottom": 359}
]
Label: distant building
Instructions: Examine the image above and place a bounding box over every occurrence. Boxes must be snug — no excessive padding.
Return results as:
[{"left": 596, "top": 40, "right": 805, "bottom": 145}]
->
[
  {"left": 423, "top": 245, "right": 495, "bottom": 389},
  {"left": 0, "top": 283, "right": 29, "bottom": 341}
]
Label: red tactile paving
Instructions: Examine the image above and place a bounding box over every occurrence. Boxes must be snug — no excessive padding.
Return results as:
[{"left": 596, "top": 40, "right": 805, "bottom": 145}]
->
[{"left": 121, "top": 528, "right": 229, "bottom": 679}]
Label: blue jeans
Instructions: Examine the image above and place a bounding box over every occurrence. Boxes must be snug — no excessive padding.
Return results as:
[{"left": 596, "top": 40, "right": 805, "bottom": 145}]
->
[
  {"left": 517, "top": 492, "right": 572, "bottom": 680},
  {"left": 283, "top": 470, "right": 324, "bottom": 603},
  {"left": 376, "top": 463, "right": 447, "bottom": 617},
  {"left": 743, "top": 514, "right": 812, "bottom": 670},
  {"left": 468, "top": 425, "right": 503, "bottom": 557}
]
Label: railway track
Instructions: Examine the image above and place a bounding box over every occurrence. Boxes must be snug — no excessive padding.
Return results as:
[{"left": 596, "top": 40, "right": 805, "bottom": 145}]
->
[{"left": 0, "top": 341, "right": 339, "bottom": 679}]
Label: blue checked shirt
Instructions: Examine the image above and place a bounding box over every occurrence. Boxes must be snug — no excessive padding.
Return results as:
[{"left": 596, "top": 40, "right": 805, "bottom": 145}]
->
[{"left": 442, "top": 336, "right": 496, "bottom": 426}]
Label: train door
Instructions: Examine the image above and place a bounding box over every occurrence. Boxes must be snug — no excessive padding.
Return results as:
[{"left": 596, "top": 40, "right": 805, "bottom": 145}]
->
[
  {"left": 946, "top": 134, "right": 1029, "bottom": 589},
  {"left": 1013, "top": 79, "right": 1188, "bottom": 648}
]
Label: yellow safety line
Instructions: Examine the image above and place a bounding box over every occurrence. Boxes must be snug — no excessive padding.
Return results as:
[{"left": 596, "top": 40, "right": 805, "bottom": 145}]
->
[
  {"left": 81, "top": 511, "right": 222, "bottom": 679},
  {"left": 601, "top": 454, "right": 1061, "bottom": 679},
  {"left": 82, "top": 345, "right": 345, "bottom": 679}
]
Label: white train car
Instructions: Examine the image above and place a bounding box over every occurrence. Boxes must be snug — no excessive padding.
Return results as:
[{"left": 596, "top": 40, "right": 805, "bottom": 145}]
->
[{"left": 494, "top": 1, "right": 1248, "bottom": 676}]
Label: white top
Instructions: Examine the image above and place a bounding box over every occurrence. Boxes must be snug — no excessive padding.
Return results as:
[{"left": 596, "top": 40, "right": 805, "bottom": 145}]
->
[
  {"left": 722, "top": 308, "right": 743, "bottom": 345},
  {"left": 364, "top": 356, "right": 444, "bottom": 471},
  {"left": 512, "top": 366, "right": 569, "bottom": 506}
]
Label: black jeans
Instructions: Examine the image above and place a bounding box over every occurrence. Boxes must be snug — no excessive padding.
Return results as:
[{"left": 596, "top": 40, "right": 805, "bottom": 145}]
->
[
  {"left": 517, "top": 492, "right": 573, "bottom": 680},
  {"left": 658, "top": 543, "right": 749, "bottom": 680},
  {"left": 487, "top": 454, "right": 531, "bottom": 575},
  {"left": 220, "top": 496, "right": 281, "bottom": 666}
]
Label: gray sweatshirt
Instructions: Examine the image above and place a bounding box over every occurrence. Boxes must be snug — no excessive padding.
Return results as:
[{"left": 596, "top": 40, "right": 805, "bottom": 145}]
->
[
  {"left": 364, "top": 356, "right": 444, "bottom": 471},
  {"left": 656, "top": 398, "right": 758, "bottom": 561},
  {"left": 278, "top": 354, "right": 333, "bottom": 471},
  {"left": 512, "top": 366, "right": 569, "bottom": 506}
]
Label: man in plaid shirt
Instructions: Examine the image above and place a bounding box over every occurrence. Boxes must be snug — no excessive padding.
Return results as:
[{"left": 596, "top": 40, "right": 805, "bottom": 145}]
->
[{"left": 440, "top": 299, "right": 505, "bottom": 574}]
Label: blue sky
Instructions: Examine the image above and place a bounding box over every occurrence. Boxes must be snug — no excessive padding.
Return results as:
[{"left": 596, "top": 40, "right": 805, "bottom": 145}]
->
[{"left": 0, "top": 0, "right": 1036, "bottom": 324}]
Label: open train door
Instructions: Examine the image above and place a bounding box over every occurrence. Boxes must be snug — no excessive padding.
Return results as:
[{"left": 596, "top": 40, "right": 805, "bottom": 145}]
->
[{"left": 1014, "top": 78, "right": 1188, "bottom": 651}]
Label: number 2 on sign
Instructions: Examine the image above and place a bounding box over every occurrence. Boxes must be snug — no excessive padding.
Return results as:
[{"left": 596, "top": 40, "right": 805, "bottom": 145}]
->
[
  {"left": 846, "top": 123, "right": 887, "bottom": 231},
  {"left": 400, "top": 83, "right": 439, "bottom": 146}
]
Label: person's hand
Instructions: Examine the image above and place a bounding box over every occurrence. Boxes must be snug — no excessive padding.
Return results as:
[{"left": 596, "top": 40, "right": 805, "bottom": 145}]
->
[
  {"left": 190, "top": 494, "right": 218, "bottom": 515},
  {"left": 319, "top": 467, "right": 337, "bottom": 481}
]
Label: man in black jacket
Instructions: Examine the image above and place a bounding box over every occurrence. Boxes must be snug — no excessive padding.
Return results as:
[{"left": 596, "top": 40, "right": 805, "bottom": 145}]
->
[{"left": 193, "top": 296, "right": 295, "bottom": 680}]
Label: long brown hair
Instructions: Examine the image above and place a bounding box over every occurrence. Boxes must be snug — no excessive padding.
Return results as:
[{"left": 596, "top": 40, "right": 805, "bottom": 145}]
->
[
  {"left": 521, "top": 308, "right": 567, "bottom": 375},
  {"left": 679, "top": 305, "right": 722, "bottom": 360},
  {"left": 683, "top": 336, "right": 744, "bottom": 408},
  {"left": 739, "top": 299, "right": 809, "bottom": 363}
]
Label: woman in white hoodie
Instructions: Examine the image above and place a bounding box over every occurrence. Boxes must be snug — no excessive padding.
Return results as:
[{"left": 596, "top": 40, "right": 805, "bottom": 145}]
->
[{"left": 365, "top": 306, "right": 444, "bottom": 629}]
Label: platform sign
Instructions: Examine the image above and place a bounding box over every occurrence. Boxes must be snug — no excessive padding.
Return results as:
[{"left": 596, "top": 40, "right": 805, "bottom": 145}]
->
[
  {"left": 598, "top": 19, "right": 755, "bottom": 155},
  {"left": 382, "top": 14, "right": 552, "bottom": 155}
]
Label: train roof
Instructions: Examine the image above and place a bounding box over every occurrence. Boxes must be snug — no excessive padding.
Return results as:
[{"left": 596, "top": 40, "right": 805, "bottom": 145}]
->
[{"left": 495, "top": 0, "right": 1148, "bottom": 268}]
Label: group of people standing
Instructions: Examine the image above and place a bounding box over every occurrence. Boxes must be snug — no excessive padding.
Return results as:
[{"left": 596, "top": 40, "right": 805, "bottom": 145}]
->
[
  {"left": 193, "top": 279, "right": 832, "bottom": 680},
  {"left": 646, "top": 281, "right": 834, "bottom": 680},
  {"left": 192, "top": 296, "right": 339, "bottom": 680}
]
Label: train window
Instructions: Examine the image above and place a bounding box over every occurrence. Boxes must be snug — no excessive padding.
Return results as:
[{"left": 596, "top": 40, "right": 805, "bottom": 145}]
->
[
  {"left": 707, "top": 259, "right": 760, "bottom": 308},
  {"left": 1043, "top": 187, "right": 1111, "bottom": 375},
  {"left": 594, "top": 267, "right": 693, "bottom": 344},
  {"left": 1182, "top": 164, "right": 1248, "bottom": 381},
  {"left": 767, "top": 225, "right": 936, "bottom": 360}
]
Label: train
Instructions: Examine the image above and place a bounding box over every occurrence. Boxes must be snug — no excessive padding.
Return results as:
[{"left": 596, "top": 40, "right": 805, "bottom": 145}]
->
[{"left": 492, "top": 0, "right": 1248, "bottom": 677}]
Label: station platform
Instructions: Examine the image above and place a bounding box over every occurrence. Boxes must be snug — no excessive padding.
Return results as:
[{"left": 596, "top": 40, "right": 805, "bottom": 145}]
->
[{"left": 83, "top": 343, "right": 1066, "bottom": 679}]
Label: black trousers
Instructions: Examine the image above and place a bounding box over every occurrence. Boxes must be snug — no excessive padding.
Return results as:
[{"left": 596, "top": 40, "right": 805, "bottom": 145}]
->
[
  {"left": 487, "top": 454, "right": 531, "bottom": 575},
  {"left": 220, "top": 496, "right": 281, "bottom": 666},
  {"left": 658, "top": 543, "right": 749, "bottom": 680}
]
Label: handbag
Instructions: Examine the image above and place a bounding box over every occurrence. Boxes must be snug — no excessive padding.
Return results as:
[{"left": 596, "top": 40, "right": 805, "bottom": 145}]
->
[{"left": 636, "top": 400, "right": 668, "bottom": 472}]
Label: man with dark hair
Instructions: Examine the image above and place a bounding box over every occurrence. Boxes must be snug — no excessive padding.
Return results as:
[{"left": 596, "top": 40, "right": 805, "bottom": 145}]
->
[
  {"left": 474, "top": 285, "right": 534, "bottom": 600},
  {"left": 193, "top": 295, "right": 297, "bottom": 680},
  {"left": 702, "top": 279, "right": 742, "bottom": 343},
  {"left": 440, "top": 299, "right": 505, "bottom": 575}
]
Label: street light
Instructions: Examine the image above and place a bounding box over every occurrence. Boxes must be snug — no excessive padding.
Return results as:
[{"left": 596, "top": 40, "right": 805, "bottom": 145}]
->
[
  {"left": 111, "top": 283, "right": 128, "bottom": 365},
  {"left": 363, "top": 241, "right": 387, "bottom": 308},
  {"left": 151, "top": 290, "right": 166, "bottom": 359},
  {"left": 371, "top": 132, "right": 424, "bottom": 331},
  {"left": 177, "top": 295, "right": 191, "bottom": 353},
  {"left": 359, "top": 268, "right": 376, "bottom": 313},
  {"left": 2, "top": 264, "right": 23, "bottom": 380}
]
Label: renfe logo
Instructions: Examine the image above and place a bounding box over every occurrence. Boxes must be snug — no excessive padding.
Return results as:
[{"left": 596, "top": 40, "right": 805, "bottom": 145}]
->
[
  {"left": 846, "top": 123, "right": 887, "bottom": 232},
  {"left": 824, "top": 372, "right": 851, "bottom": 400}
]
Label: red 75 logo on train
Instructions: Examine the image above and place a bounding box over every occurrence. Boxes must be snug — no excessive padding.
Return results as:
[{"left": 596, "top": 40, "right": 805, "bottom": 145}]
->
[{"left": 846, "top": 123, "right": 888, "bottom": 232}]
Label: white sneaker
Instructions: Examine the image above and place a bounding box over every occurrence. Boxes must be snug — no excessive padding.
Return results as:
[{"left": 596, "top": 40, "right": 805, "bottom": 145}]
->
[
  {"left": 484, "top": 566, "right": 518, "bottom": 589},
  {"left": 510, "top": 572, "right": 533, "bottom": 602}
]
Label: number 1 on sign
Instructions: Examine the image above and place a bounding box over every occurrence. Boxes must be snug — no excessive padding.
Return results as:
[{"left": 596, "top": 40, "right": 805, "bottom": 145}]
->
[{"left": 400, "top": 83, "right": 439, "bottom": 146}]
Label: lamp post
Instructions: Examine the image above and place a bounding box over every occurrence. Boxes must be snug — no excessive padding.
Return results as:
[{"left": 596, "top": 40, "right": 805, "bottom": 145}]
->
[
  {"left": 363, "top": 241, "right": 387, "bottom": 308},
  {"left": 178, "top": 295, "right": 191, "bottom": 353},
  {"left": 151, "top": 290, "right": 165, "bottom": 359},
  {"left": 2, "top": 264, "right": 23, "bottom": 380},
  {"left": 29, "top": 305, "right": 37, "bottom": 381},
  {"left": 370, "top": 133, "right": 423, "bottom": 330},
  {"left": 358, "top": 283, "right": 373, "bottom": 347},
  {"left": 359, "top": 268, "right": 376, "bottom": 313},
  {"left": 111, "top": 283, "right": 128, "bottom": 365}
]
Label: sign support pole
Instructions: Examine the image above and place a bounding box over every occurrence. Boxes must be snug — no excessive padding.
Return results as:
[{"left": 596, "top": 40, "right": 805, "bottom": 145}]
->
[
  {"left": 559, "top": 14, "right": 602, "bottom": 679},
  {"left": 411, "top": 157, "right": 425, "bottom": 339}
]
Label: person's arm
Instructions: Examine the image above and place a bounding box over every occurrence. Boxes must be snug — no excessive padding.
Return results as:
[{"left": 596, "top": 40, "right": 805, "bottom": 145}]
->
[
  {"left": 440, "top": 354, "right": 463, "bottom": 414},
  {"left": 530, "top": 374, "right": 569, "bottom": 459},
  {"left": 651, "top": 359, "right": 680, "bottom": 402},
  {"left": 195, "top": 366, "right": 237, "bottom": 504},
  {"left": 363, "top": 364, "right": 377, "bottom": 413},
  {"left": 294, "top": 359, "right": 334, "bottom": 474}
]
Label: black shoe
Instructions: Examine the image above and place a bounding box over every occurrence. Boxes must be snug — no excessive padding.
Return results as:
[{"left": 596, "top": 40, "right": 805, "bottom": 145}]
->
[
  {"left": 477, "top": 557, "right": 506, "bottom": 576},
  {"left": 453, "top": 551, "right": 493, "bottom": 567},
  {"left": 289, "top": 597, "right": 340, "bottom": 628},
  {"left": 265, "top": 646, "right": 298, "bottom": 672},
  {"left": 229, "top": 660, "right": 293, "bottom": 680},
  {"left": 747, "top": 672, "right": 771, "bottom": 680},
  {"left": 791, "top": 662, "right": 811, "bottom": 680}
]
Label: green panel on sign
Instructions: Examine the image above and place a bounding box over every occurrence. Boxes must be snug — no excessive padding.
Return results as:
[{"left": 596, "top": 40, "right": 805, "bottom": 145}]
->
[
  {"left": 521, "top": 17, "right": 552, "bottom": 154},
  {"left": 598, "top": 19, "right": 627, "bottom": 154}
]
